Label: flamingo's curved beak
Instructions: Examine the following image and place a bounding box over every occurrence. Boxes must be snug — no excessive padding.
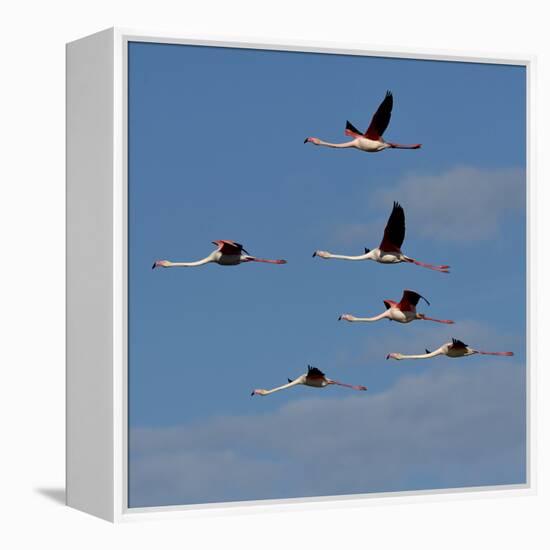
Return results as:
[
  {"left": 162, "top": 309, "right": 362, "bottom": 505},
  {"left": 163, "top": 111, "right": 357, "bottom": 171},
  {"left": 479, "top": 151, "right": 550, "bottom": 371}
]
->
[
  {"left": 312, "top": 251, "right": 317, "bottom": 257},
  {"left": 386, "top": 354, "right": 390, "bottom": 360},
  {"left": 338, "top": 315, "right": 342, "bottom": 321},
  {"left": 304, "top": 138, "right": 308, "bottom": 144}
]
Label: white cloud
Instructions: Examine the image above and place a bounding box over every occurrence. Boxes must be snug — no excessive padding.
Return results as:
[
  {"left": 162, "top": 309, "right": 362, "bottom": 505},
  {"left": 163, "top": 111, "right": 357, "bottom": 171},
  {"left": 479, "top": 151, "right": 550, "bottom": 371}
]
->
[
  {"left": 333, "top": 166, "right": 525, "bottom": 246},
  {"left": 374, "top": 166, "right": 525, "bottom": 242},
  {"left": 129, "top": 359, "right": 526, "bottom": 507}
]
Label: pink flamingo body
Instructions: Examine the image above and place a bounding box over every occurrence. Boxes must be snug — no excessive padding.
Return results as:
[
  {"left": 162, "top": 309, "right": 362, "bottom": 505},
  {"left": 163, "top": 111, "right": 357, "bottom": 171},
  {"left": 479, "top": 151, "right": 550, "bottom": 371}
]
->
[
  {"left": 339, "top": 290, "right": 455, "bottom": 325},
  {"left": 251, "top": 366, "right": 367, "bottom": 396},
  {"left": 386, "top": 338, "right": 514, "bottom": 361},
  {"left": 152, "top": 240, "right": 287, "bottom": 269},
  {"left": 304, "top": 91, "right": 421, "bottom": 153},
  {"left": 313, "top": 202, "right": 450, "bottom": 273}
]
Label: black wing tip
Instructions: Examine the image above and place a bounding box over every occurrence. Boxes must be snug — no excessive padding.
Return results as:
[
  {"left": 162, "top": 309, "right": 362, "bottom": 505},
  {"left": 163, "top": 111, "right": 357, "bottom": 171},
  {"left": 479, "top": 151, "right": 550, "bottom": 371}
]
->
[
  {"left": 403, "top": 289, "right": 429, "bottom": 306},
  {"left": 364, "top": 247, "right": 370, "bottom": 254},
  {"left": 452, "top": 338, "right": 467, "bottom": 347},
  {"left": 288, "top": 378, "right": 293, "bottom": 383},
  {"left": 391, "top": 201, "right": 405, "bottom": 218},
  {"left": 345, "top": 120, "right": 361, "bottom": 134},
  {"left": 425, "top": 349, "right": 431, "bottom": 354}
]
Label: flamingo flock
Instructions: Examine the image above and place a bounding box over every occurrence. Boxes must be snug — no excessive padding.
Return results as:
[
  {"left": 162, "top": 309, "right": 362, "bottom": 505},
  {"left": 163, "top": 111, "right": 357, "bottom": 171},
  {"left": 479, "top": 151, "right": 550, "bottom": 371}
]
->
[{"left": 152, "top": 90, "right": 514, "bottom": 400}]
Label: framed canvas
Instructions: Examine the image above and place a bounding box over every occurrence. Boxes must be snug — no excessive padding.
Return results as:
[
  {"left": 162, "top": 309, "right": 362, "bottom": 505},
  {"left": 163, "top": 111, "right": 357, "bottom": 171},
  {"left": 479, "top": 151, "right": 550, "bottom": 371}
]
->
[{"left": 66, "top": 27, "right": 534, "bottom": 522}]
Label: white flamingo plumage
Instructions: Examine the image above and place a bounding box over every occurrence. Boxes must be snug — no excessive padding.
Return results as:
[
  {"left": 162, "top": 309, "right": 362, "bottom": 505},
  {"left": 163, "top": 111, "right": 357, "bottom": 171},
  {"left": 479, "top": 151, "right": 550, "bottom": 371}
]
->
[
  {"left": 152, "top": 240, "right": 287, "bottom": 269},
  {"left": 251, "top": 366, "right": 367, "bottom": 396},
  {"left": 313, "top": 202, "right": 450, "bottom": 273},
  {"left": 304, "top": 91, "right": 421, "bottom": 153},
  {"left": 386, "top": 338, "right": 514, "bottom": 361},
  {"left": 339, "top": 290, "right": 455, "bottom": 325}
]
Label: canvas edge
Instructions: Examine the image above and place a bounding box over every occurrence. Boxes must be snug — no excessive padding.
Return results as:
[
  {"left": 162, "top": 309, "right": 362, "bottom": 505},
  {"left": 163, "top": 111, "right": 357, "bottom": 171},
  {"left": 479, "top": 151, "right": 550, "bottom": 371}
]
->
[
  {"left": 66, "top": 27, "right": 116, "bottom": 522},
  {"left": 121, "top": 483, "right": 534, "bottom": 522},
  {"left": 98, "top": 25, "right": 536, "bottom": 65}
]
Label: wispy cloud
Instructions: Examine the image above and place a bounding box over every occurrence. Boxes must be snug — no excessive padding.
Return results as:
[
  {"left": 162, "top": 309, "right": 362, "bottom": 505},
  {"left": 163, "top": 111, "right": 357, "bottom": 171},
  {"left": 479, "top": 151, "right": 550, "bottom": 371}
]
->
[
  {"left": 376, "top": 166, "right": 525, "bottom": 242},
  {"left": 129, "top": 360, "right": 526, "bottom": 507},
  {"left": 333, "top": 166, "right": 525, "bottom": 246}
]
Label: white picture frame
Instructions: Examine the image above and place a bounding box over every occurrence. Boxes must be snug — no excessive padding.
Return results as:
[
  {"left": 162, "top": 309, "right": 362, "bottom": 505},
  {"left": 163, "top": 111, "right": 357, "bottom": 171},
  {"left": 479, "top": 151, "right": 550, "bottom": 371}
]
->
[{"left": 66, "top": 27, "right": 535, "bottom": 522}]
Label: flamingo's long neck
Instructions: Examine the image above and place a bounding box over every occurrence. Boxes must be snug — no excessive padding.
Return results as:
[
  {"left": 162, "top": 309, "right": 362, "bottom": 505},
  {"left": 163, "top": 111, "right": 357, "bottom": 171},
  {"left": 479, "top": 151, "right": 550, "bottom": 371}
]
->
[
  {"left": 394, "top": 349, "right": 444, "bottom": 360},
  {"left": 347, "top": 311, "right": 389, "bottom": 322},
  {"left": 316, "top": 139, "right": 357, "bottom": 149},
  {"left": 327, "top": 252, "right": 370, "bottom": 261},
  {"left": 165, "top": 257, "right": 214, "bottom": 267},
  {"left": 259, "top": 378, "right": 304, "bottom": 395}
]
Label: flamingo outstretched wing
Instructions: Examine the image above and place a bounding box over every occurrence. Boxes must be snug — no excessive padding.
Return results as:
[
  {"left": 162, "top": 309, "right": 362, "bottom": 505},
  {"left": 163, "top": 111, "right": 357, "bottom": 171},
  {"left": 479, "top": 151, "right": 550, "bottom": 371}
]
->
[
  {"left": 398, "top": 290, "right": 430, "bottom": 311},
  {"left": 379, "top": 201, "right": 406, "bottom": 252},
  {"left": 365, "top": 91, "right": 393, "bottom": 140}
]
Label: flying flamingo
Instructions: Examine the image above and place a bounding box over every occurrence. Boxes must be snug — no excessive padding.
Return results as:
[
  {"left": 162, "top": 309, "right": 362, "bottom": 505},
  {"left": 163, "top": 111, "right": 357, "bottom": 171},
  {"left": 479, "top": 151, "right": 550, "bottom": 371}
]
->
[
  {"left": 152, "top": 240, "right": 287, "bottom": 269},
  {"left": 313, "top": 202, "right": 450, "bottom": 273},
  {"left": 386, "top": 338, "right": 514, "bottom": 361},
  {"left": 304, "top": 91, "right": 421, "bottom": 153},
  {"left": 338, "top": 290, "right": 455, "bottom": 325},
  {"left": 251, "top": 366, "right": 367, "bottom": 396}
]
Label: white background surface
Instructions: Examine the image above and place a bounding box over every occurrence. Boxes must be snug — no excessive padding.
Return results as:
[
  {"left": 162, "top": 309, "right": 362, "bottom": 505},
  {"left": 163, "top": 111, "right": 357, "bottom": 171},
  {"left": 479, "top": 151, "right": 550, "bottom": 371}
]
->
[{"left": 0, "top": 1, "right": 548, "bottom": 548}]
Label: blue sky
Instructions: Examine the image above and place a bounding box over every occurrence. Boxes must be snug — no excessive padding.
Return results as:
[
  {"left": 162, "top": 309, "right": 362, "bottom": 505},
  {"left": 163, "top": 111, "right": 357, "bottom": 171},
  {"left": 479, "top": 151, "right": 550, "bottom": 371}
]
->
[{"left": 127, "top": 42, "right": 526, "bottom": 507}]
